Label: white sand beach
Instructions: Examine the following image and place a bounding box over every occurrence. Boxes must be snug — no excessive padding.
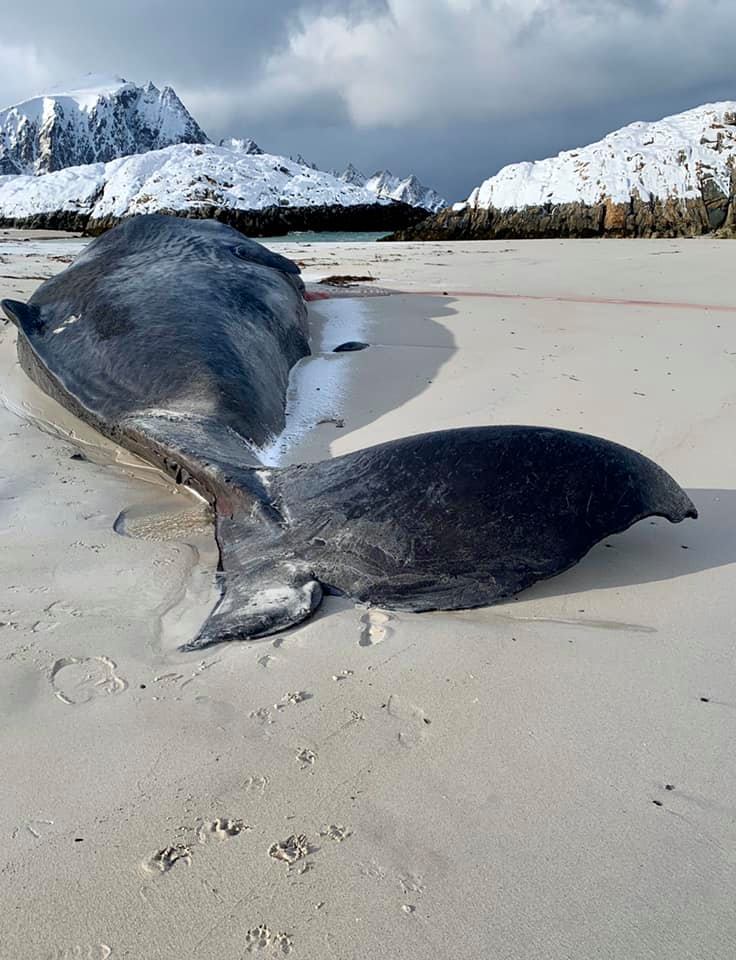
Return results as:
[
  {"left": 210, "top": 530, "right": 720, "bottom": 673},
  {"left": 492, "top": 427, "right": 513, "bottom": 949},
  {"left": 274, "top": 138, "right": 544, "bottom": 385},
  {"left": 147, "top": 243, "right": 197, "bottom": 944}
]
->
[{"left": 1, "top": 231, "right": 734, "bottom": 959}]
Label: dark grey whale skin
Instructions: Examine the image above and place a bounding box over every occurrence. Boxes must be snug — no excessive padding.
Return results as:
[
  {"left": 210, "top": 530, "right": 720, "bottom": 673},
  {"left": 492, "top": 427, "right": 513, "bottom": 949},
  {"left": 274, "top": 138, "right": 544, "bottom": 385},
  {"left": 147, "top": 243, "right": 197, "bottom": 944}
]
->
[{"left": 2, "top": 215, "right": 697, "bottom": 649}]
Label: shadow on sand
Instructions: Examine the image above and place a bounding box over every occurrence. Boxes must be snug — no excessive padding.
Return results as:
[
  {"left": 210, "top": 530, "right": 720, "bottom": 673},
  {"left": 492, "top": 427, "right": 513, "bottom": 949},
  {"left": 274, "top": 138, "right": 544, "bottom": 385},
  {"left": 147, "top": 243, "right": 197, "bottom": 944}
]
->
[{"left": 288, "top": 292, "right": 458, "bottom": 463}]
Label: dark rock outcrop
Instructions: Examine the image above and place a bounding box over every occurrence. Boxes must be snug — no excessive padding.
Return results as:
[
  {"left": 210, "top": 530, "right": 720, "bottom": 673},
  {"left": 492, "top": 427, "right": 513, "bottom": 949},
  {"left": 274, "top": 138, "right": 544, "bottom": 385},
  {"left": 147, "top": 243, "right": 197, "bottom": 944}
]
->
[
  {"left": 0, "top": 201, "right": 430, "bottom": 238},
  {"left": 384, "top": 189, "right": 736, "bottom": 241}
]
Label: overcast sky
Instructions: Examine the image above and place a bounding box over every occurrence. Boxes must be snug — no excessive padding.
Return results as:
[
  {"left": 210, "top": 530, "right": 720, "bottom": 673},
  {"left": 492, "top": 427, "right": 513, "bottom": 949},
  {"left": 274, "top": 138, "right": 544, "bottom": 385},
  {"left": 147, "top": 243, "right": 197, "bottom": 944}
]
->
[{"left": 0, "top": 0, "right": 734, "bottom": 201}]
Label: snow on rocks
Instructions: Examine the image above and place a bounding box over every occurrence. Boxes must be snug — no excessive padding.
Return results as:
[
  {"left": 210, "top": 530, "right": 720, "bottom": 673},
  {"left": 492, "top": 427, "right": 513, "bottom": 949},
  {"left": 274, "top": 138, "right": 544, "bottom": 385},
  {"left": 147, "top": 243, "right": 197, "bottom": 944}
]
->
[
  {"left": 0, "top": 75, "right": 207, "bottom": 176},
  {"left": 463, "top": 102, "right": 736, "bottom": 211},
  {"left": 0, "top": 143, "right": 396, "bottom": 223}
]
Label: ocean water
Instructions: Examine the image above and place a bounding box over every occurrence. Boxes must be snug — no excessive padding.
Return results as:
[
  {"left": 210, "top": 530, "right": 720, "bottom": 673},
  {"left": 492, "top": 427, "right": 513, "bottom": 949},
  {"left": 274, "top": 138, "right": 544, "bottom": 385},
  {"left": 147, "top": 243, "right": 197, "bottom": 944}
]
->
[{"left": 264, "top": 231, "right": 391, "bottom": 244}]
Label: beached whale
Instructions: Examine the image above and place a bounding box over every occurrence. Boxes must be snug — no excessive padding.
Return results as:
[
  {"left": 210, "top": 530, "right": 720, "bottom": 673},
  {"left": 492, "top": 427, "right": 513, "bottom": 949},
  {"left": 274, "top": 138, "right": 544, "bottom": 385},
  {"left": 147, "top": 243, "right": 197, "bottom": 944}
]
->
[{"left": 2, "top": 214, "right": 697, "bottom": 649}]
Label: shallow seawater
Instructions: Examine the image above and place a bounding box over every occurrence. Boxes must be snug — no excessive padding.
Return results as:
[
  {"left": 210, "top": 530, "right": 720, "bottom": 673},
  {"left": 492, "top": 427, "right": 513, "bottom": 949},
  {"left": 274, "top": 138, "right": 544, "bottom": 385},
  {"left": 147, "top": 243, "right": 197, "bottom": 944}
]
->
[{"left": 264, "top": 230, "right": 391, "bottom": 244}]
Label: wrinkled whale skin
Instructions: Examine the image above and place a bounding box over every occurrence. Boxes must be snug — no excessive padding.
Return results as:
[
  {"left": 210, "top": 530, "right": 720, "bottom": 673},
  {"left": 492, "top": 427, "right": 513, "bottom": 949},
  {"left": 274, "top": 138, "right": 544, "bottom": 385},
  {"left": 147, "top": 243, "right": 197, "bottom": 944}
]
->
[
  {"left": 5, "top": 214, "right": 309, "bottom": 501},
  {"left": 201, "top": 425, "right": 697, "bottom": 645},
  {"left": 2, "top": 215, "right": 697, "bottom": 649}
]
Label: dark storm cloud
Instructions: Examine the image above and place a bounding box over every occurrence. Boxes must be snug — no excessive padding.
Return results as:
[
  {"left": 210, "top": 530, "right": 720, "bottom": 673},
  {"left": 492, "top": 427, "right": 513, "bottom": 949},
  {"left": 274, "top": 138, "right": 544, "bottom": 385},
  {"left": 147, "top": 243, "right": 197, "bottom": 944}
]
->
[{"left": 0, "top": 1, "right": 734, "bottom": 201}]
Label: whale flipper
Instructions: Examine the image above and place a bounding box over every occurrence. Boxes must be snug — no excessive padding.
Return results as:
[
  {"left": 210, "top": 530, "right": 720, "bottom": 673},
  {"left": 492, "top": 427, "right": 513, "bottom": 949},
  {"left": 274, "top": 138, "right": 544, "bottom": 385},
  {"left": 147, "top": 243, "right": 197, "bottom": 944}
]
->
[{"left": 2, "top": 298, "right": 44, "bottom": 334}]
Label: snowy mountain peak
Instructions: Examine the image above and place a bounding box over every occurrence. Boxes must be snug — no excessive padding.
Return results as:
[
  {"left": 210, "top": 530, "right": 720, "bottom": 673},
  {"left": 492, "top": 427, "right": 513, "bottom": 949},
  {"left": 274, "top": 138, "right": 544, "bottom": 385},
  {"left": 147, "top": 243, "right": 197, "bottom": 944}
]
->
[
  {"left": 291, "top": 153, "right": 318, "bottom": 170},
  {"left": 364, "top": 169, "right": 446, "bottom": 212},
  {"left": 219, "top": 137, "right": 263, "bottom": 155},
  {"left": 0, "top": 77, "right": 208, "bottom": 176},
  {"left": 339, "top": 162, "right": 367, "bottom": 186},
  {"left": 46, "top": 74, "right": 134, "bottom": 102},
  {"left": 338, "top": 164, "right": 445, "bottom": 211}
]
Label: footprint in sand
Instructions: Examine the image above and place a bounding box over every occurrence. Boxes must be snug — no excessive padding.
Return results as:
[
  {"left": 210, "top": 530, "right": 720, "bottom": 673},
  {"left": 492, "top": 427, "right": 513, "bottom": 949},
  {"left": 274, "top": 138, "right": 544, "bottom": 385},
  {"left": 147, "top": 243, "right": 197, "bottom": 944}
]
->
[
  {"left": 359, "top": 609, "right": 394, "bottom": 646},
  {"left": 387, "top": 694, "right": 430, "bottom": 749},
  {"left": 50, "top": 656, "right": 127, "bottom": 705}
]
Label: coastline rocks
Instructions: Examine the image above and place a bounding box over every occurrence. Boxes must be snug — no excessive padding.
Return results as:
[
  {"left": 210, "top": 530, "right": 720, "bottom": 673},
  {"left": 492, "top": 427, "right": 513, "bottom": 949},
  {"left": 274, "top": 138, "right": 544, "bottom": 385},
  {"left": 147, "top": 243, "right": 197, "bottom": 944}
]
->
[
  {"left": 384, "top": 191, "right": 736, "bottom": 241},
  {"left": 0, "top": 201, "right": 429, "bottom": 238}
]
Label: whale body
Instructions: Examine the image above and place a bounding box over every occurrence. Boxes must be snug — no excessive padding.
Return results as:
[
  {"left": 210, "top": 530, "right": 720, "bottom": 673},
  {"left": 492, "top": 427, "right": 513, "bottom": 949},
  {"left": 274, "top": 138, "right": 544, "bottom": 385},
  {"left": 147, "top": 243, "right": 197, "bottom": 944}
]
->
[{"left": 2, "top": 214, "right": 697, "bottom": 648}]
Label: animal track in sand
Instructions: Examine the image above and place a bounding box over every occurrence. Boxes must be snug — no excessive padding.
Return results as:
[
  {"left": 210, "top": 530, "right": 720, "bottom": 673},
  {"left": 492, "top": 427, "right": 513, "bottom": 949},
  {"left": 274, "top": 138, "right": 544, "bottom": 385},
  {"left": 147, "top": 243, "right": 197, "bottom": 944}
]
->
[
  {"left": 319, "top": 824, "right": 351, "bottom": 842},
  {"left": 45, "top": 945, "right": 112, "bottom": 960},
  {"left": 296, "top": 748, "right": 317, "bottom": 768},
  {"left": 196, "top": 817, "right": 249, "bottom": 844},
  {"left": 50, "top": 656, "right": 127, "bottom": 705},
  {"left": 268, "top": 834, "right": 311, "bottom": 865},
  {"left": 144, "top": 844, "right": 192, "bottom": 874},
  {"left": 250, "top": 691, "right": 311, "bottom": 725},
  {"left": 359, "top": 609, "right": 394, "bottom": 646},
  {"left": 399, "top": 873, "right": 425, "bottom": 896},
  {"left": 143, "top": 815, "right": 247, "bottom": 875},
  {"left": 244, "top": 925, "right": 293, "bottom": 955},
  {"left": 277, "top": 691, "right": 310, "bottom": 708},
  {"left": 358, "top": 859, "right": 387, "bottom": 881},
  {"left": 243, "top": 774, "right": 269, "bottom": 795}
]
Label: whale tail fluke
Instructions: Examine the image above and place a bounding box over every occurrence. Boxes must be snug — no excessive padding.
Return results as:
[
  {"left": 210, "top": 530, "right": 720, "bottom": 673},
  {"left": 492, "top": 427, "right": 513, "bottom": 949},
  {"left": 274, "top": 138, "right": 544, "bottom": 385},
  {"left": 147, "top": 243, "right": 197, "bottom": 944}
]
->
[{"left": 183, "top": 426, "right": 697, "bottom": 649}]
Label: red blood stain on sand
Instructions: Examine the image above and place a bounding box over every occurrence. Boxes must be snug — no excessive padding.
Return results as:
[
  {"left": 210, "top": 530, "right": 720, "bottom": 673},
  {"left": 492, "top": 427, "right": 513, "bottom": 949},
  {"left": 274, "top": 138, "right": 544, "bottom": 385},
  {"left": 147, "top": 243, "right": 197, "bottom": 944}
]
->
[{"left": 306, "top": 288, "right": 736, "bottom": 312}]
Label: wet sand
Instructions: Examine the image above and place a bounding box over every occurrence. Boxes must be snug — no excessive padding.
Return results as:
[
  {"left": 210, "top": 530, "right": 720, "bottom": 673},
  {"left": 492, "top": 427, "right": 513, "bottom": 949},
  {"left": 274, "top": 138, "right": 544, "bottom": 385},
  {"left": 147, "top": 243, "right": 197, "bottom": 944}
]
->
[{"left": 0, "top": 232, "right": 734, "bottom": 959}]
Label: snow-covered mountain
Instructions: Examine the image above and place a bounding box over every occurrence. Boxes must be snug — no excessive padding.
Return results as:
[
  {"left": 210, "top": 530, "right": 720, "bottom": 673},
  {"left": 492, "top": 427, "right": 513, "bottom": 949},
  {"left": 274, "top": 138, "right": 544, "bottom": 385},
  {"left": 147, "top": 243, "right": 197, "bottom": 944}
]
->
[
  {"left": 339, "top": 163, "right": 367, "bottom": 187},
  {"left": 0, "top": 75, "right": 207, "bottom": 176},
  {"left": 219, "top": 137, "right": 263, "bottom": 155},
  {"left": 462, "top": 102, "right": 736, "bottom": 212},
  {"left": 0, "top": 75, "right": 435, "bottom": 235},
  {"left": 0, "top": 143, "right": 397, "bottom": 223},
  {"left": 290, "top": 153, "right": 318, "bottom": 170},
  {"left": 337, "top": 165, "right": 446, "bottom": 212}
]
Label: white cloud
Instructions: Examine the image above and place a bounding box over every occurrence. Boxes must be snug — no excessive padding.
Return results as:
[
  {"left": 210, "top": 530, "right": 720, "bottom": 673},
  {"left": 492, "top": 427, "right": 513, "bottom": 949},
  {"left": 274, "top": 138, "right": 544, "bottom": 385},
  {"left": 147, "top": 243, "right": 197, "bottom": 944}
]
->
[
  {"left": 241, "top": 0, "right": 735, "bottom": 128},
  {"left": 0, "top": 41, "right": 54, "bottom": 106}
]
